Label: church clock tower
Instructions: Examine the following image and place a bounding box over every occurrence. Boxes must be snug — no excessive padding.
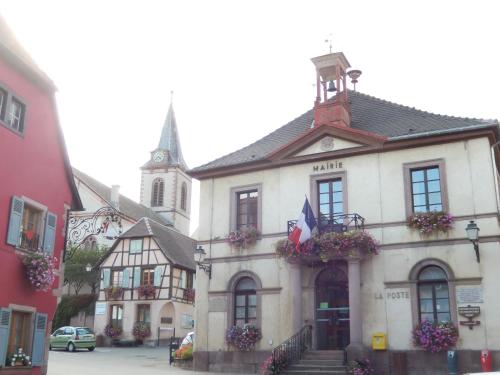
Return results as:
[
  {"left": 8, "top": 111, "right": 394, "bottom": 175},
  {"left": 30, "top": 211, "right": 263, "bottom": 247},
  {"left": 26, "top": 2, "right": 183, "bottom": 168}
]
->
[{"left": 140, "top": 98, "right": 191, "bottom": 236}]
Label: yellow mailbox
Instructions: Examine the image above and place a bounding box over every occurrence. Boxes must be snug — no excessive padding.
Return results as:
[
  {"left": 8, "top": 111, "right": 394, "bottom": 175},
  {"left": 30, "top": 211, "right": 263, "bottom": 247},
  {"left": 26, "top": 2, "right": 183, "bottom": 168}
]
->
[{"left": 372, "top": 332, "right": 387, "bottom": 350}]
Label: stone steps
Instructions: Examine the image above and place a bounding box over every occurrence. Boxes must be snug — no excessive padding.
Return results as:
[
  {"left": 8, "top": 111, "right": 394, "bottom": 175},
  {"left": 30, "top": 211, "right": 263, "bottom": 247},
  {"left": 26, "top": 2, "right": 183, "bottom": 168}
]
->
[{"left": 281, "top": 350, "right": 350, "bottom": 375}]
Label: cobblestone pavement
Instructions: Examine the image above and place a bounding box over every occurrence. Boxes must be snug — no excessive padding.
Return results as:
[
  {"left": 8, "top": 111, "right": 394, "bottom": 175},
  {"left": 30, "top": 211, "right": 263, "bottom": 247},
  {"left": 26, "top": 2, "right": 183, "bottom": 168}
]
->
[{"left": 48, "top": 347, "right": 251, "bottom": 375}]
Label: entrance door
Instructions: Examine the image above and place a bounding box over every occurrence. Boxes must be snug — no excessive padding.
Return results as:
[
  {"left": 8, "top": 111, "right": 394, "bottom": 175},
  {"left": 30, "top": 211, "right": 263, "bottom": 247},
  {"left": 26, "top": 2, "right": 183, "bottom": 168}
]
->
[{"left": 315, "top": 262, "right": 350, "bottom": 350}]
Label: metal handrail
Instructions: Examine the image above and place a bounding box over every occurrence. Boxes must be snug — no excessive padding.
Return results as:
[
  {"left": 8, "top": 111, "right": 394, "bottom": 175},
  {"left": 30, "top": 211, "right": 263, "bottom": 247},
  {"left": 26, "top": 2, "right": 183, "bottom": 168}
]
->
[
  {"left": 287, "top": 213, "right": 365, "bottom": 236},
  {"left": 269, "top": 324, "right": 312, "bottom": 374}
]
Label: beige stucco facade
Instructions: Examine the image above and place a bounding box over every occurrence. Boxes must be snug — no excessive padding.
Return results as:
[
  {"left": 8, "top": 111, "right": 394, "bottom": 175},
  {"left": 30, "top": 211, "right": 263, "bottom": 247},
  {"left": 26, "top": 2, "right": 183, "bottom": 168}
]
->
[{"left": 193, "top": 134, "right": 500, "bottom": 372}]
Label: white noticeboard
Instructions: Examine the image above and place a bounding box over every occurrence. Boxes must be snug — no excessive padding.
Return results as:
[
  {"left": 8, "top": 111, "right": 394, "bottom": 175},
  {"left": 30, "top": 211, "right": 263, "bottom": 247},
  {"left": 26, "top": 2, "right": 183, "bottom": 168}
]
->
[
  {"left": 181, "top": 314, "right": 193, "bottom": 329},
  {"left": 95, "top": 302, "right": 107, "bottom": 315},
  {"left": 456, "top": 286, "right": 484, "bottom": 304}
]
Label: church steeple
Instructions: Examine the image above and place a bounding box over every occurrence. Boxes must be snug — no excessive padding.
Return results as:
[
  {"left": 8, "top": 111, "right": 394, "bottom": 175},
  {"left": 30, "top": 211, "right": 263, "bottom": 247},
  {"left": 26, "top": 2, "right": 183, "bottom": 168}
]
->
[
  {"left": 158, "top": 95, "right": 187, "bottom": 171},
  {"left": 140, "top": 93, "right": 192, "bottom": 236}
]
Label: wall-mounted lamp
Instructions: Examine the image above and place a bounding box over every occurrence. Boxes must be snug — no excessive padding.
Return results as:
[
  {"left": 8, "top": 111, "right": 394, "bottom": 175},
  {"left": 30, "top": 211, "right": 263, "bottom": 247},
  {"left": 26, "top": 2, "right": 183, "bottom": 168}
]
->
[
  {"left": 465, "top": 220, "right": 480, "bottom": 263},
  {"left": 195, "top": 245, "right": 212, "bottom": 279}
]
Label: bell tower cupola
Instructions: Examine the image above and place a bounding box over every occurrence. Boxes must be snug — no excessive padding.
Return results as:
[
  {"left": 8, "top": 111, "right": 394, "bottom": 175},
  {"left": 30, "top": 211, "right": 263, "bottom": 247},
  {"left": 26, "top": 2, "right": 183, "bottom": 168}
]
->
[{"left": 311, "top": 52, "right": 360, "bottom": 128}]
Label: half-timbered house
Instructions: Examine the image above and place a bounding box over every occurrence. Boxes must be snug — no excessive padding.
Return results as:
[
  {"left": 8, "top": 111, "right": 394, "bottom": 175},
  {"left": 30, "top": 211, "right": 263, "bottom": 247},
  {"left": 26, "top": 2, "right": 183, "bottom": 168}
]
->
[{"left": 94, "top": 217, "right": 196, "bottom": 344}]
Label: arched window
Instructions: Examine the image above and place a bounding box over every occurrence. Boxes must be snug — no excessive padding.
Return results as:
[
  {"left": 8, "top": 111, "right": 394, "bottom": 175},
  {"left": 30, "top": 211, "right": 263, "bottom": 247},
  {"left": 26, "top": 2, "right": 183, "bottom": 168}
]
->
[
  {"left": 234, "top": 277, "right": 257, "bottom": 327},
  {"left": 151, "top": 178, "right": 164, "bottom": 207},
  {"left": 418, "top": 265, "right": 450, "bottom": 323},
  {"left": 180, "top": 182, "right": 187, "bottom": 211}
]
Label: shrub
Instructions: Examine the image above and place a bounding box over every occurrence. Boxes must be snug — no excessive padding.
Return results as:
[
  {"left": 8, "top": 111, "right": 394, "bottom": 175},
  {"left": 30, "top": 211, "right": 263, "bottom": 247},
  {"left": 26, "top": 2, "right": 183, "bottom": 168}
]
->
[{"left": 53, "top": 294, "right": 96, "bottom": 330}]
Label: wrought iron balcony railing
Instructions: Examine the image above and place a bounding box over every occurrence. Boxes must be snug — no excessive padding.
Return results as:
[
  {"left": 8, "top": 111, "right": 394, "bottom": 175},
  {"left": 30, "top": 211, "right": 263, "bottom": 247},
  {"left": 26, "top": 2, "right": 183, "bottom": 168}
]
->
[
  {"left": 287, "top": 213, "right": 365, "bottom": 237},
  {"left": 19, "top": 231, "right": 40, "bottom": 251}
]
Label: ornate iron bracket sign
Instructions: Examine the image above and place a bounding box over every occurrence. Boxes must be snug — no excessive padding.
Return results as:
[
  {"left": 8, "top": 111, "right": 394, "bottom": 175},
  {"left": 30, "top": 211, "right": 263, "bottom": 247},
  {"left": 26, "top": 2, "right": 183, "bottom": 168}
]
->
[
  {"left": 66, "top": 206, "right": 123, "bottom": 259},
  {"left": 458, "top": 305, "right": 481, "bottom": 330}
]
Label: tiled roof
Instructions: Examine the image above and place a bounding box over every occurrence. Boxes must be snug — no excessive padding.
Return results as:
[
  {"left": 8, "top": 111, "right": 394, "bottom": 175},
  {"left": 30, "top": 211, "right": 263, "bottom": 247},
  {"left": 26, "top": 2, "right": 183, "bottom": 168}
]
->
[
  {"left": 120, "top": 218, "right": 195, "bottom": 270},
  {"left": 190, "top": 91, "right": 497, "bottom": 173},
  {"left": 73, "top": 168, "right": 172, "bottom": 226}
]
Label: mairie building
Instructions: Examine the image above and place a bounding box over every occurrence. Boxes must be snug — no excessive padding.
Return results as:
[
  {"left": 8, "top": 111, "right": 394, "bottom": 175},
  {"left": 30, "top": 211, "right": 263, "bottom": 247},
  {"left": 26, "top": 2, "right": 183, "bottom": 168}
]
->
[{"left": 188, "top": 51, "right": 500, "bottom": 374}]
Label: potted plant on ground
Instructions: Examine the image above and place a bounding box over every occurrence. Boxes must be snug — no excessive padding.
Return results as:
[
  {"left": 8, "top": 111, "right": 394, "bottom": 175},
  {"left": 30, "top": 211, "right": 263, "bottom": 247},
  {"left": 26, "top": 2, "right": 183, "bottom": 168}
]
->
[{"left": 132, "top": 322, "right": 151, "bottom": 345}]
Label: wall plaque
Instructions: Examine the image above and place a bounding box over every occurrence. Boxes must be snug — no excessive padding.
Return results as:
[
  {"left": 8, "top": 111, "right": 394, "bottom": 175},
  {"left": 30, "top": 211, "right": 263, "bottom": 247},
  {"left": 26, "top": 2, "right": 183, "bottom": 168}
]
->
[
  {"left": 208, "top": 296, "right": 227, "bottom": 312},
  {"left": 95, "top": 302, "right": 106, "bottom": 315},
  {"left": 181, "top": 314, "right": 193, "bottom": 329},
  {"left": 456, "top": 286, "right": 483, "bottom": 304}
]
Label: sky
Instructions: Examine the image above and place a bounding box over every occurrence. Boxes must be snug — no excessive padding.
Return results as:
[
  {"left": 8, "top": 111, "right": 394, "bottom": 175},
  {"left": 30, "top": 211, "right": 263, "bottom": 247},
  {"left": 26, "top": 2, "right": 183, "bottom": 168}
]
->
[{"left": 2, "top": 1, "right": 500, "bottom": 234}]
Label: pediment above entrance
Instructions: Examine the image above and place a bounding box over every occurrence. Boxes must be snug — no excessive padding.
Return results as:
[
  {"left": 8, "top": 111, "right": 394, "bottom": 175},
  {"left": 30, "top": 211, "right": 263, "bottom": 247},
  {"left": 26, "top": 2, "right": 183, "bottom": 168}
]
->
[
  {"left": 294, "top": 136, "right": 363, "bottom": 157},
  {"left": 267, "top": 124, "right": 386, "bottom": 162}
]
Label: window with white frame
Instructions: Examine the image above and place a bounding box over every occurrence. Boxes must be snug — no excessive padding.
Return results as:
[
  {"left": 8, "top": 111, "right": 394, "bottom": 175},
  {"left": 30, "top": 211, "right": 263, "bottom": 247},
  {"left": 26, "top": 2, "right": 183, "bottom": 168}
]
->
[{"left": 0, "top": 85, "right": 26, "bottom": 135}]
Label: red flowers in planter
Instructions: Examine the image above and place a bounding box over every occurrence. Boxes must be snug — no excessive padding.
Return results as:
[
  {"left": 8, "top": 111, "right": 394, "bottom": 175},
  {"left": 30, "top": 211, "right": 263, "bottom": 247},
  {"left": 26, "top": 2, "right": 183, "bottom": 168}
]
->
[
  {"left": 226, "top": 324, "right": 261, "bottom": 351},
  {"left": 137, "top": 284, "right": 156, "bottom": 299},
  {"left": 227, "top": 227, "right": 261, "bottom": 249},
  {"left": 184, "top": 288, "right": 195, "bottom": 302},
  {"left": 104, "top": 324, "right": 122, "bottom": 338},
  {"left": 275, "top": 230, "right": 379, "bottom": 261}
]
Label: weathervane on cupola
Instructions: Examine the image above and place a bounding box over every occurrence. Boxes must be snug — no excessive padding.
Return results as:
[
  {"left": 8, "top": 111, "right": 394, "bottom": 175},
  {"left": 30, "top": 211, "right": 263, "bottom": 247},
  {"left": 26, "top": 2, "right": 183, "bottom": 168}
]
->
[{"left": 311, "top": 41, "right": 362, "bottom": 128}]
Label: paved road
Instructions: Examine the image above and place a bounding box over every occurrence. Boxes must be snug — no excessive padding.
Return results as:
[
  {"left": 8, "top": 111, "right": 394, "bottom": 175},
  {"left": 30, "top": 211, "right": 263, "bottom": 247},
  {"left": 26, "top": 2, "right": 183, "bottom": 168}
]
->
[{"left": 47, "top": 347, "right": 250, "bottom": 375}]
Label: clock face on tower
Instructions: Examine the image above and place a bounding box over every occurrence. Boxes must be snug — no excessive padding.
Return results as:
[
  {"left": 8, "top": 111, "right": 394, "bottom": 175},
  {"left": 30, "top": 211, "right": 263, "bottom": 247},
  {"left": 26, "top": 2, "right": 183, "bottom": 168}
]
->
[{"left": 153, "top": 151, "right": 165, "bottom": 162}]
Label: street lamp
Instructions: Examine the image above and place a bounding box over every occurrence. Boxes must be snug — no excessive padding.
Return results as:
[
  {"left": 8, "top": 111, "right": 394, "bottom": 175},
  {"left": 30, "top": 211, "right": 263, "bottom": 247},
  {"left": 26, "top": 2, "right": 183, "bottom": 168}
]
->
[
  {"left": 465, "top": 220, "right": 480, "bottom": 263},
  {"left": 85, "top": 263, "right": 92, "bottom": 272},
  {"left": 195, "top": 245, "right": 212, "bottom": 279}
]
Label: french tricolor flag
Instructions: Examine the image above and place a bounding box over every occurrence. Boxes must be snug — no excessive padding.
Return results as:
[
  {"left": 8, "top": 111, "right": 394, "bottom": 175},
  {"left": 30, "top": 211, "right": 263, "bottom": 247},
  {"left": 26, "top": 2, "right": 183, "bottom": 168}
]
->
[{"left": 289, "top": 198, "right": 317, "bottom": 251}]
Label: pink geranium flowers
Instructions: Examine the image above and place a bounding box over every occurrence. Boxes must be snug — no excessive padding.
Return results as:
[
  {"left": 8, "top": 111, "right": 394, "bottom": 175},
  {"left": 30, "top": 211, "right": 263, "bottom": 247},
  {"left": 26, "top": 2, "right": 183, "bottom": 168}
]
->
[
  {"left": 23, "top": 251, "right": 56, "bottom": 291},
  {"left": 407, "top": 211, "right": 454, "bottom": 234},
  {"left": 413, "top": 320, "right": 459, "bottom": 353}
]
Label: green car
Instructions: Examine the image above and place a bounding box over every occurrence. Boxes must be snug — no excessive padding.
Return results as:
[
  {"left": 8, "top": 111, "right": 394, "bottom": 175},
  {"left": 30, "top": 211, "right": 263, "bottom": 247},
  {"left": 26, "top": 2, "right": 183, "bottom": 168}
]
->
[{"left": 50, "top": 326, "right": 96, "bottom": 352}]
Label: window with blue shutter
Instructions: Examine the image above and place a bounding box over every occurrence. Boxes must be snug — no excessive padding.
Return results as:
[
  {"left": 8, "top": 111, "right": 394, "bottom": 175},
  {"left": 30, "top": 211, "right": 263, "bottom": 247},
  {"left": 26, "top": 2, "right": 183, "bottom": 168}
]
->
[
  {"left": 133, "top": 267, "right": 141, "bottom": 288},
  {"left": 103, "top": 269, "right": 111, "bottom": 288},
  {"left": 0, "top": 309, "right": 11, "bottom": 367},
  {"left": 31, "top": 313, "right": 47, "bottom": 366},
  {"left": 42, "top": 212, "right": 57, "bottom": 254},
  {"left": 6, "top": 197, "right": 23, "bottom": 246},
  {"left": 154, "top": 266, "right": 164, "bottom": 287},
  {"left": 122, "top": 268, "right": 130, "bottom": 288}
]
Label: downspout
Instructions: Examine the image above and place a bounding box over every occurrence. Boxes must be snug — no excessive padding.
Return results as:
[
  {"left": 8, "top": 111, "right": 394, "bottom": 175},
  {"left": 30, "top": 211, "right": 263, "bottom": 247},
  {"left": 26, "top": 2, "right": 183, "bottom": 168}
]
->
[{"left": 490, "top": 141, "right": 500, "bottom": 219}]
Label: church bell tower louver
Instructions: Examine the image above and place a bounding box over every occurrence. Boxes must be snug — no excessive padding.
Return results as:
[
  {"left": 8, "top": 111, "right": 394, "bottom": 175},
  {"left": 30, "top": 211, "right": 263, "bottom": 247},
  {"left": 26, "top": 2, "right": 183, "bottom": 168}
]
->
[{"left": 140, "top": 97, "right": 191, "bottom": 236}]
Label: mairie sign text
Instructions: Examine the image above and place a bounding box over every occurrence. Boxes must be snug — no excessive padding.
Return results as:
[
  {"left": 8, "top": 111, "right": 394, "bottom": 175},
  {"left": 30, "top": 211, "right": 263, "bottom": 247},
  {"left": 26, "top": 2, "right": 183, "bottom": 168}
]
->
[{"left": 313, "top": 160, "right": 344, "bottom": 172}]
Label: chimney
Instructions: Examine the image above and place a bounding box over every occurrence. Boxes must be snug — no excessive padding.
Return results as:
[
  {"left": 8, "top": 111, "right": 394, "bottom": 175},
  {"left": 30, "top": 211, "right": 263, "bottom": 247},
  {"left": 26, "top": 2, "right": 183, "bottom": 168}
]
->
[
  {"left": 111, "top": 185, "right": 120, "bottom": 210},
  {"left": 311, "top": 52, "right": 352, "bottom": 127}
]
